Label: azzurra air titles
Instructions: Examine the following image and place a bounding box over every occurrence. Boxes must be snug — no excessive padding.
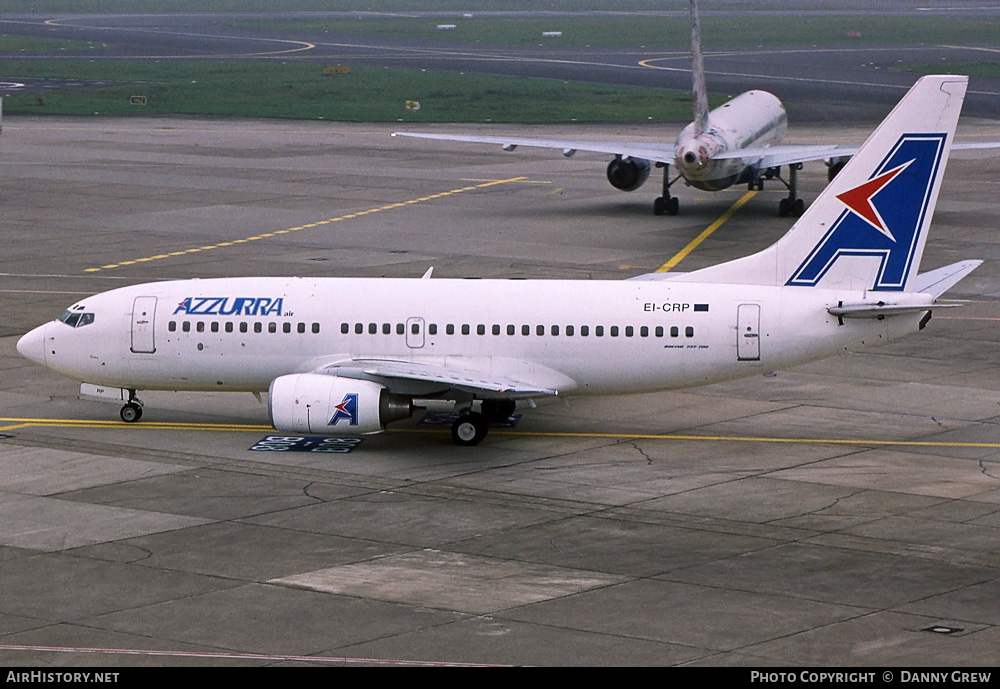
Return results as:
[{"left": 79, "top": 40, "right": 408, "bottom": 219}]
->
[{"left": 173, "top": 296, "right": 289, "bottom": 317}]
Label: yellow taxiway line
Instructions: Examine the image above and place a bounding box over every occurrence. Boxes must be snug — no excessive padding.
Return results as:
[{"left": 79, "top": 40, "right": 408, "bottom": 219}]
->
[
  {"left": 656, "top": 190, "right": 757, "bottom": 273},
  {"left": 84, "top": 177, "right": 527, "bottom": 273},
  {"left": 2, "top": 417, "right": 998, "bottom": 449}
]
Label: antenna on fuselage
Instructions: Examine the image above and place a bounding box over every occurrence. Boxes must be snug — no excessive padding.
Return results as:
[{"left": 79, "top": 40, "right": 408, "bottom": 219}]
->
[{"left": 690, "top": 0, "right": 709, "bottom": 136}]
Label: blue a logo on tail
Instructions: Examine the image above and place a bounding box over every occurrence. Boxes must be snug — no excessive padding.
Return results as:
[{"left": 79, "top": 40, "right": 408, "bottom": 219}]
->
[
  {"left": 787, "top": 133, "right": 947, "bottom": 291},
  {"left": 329, "top": 393, "right": 359, "bottom": 426}
]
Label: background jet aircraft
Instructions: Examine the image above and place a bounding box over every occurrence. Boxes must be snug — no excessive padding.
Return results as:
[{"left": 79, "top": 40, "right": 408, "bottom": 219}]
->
[
  {"left": 394, "top": 0, "right": 998, "bottom": 218},
  {"left": 18, "top": 75, "right": 980, "bottom": 446}
]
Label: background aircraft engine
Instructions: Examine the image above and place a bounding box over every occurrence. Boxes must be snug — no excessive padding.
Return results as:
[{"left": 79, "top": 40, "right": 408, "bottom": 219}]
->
[
  {"left": 268, "top": 373, "right": 413, "bottom": 435},
  {"left": 606, "top": 156, "right": 651, "bottom": 191}
]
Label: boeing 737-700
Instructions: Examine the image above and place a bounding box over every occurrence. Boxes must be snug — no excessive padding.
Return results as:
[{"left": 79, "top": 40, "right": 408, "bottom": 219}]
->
[
  {"left": 17, "top": 75, "right": 982, "bottom": 446},
  {"left": 393, "top": 1, "right": 998, "bottom": 218}
]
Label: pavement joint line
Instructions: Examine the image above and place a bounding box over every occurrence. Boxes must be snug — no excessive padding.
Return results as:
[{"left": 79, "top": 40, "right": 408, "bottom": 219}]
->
[{"left": 84, "top": 176, "right": 527, "bottom": 273}]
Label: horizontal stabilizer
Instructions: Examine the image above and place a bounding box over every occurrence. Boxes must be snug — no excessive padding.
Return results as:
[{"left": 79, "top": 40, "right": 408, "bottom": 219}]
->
[
  {"left": 827, "top": 300, "right": 948, "bottom": 319},
  {"left": 909, "top": 260, "right": 982, "bottom": 298}
]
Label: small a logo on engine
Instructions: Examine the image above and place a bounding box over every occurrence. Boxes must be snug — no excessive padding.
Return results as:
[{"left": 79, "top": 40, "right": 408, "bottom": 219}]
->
[{"left": 329, "top": 393, "right": 359, "bottom": 426}]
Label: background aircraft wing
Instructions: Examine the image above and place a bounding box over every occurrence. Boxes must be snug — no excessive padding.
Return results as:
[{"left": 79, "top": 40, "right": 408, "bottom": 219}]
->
[
  {"left": 716, "top": 141, "right": 1000, "bottom": 169},
  {"left": 710, "top": 143, "right": 860, "bottom": 168},
  {"left": 320, "top": 357, "right": 576, "bottom": 399},
  {"left": 392, "top": 132, "right": 676, "bottom": 164}
]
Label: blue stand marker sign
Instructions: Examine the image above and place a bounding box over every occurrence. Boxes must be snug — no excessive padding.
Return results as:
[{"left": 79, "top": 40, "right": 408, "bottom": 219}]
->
[{"left": 250, "top": 436, "right": 363, "bottom": 453}]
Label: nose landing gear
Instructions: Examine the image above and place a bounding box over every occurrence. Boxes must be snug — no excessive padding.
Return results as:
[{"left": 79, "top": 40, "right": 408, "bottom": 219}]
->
[{"left": 119, "top": 390, "right": 143, "bottom": 423}]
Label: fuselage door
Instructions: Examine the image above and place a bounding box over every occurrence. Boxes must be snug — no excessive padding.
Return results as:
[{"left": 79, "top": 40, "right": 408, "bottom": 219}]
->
[
  {"left": 737, "top": 303, "right": 760, "bottom": 361},
  {"left": 405, "top": 317, "right": 425, "bottom": 349},
  {"left": 131, "top": 296, "right": 157, "bottom": 354}
]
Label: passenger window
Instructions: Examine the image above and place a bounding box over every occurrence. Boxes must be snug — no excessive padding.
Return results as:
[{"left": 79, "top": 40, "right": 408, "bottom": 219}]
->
[
  {"left": 355, "top": 323, "right": 363, "bottom": 334},
  {"left": 269, "top": 322, "right": 277, "bottom": 334},
  {"left": 211, "top": 322, "right": 220, "bottom": 333},
  {"left": 168, "top": 321, "right": 176, "bottom": 332},
  {"left": 297, "top": 323, "right": 305, "bottom": 334},
  {"left": 522, "top": 325, "right": 530, "bottom": 336},
  {"left": 382, "top": 323, "right": 391, "bottom": 335},
  {"left": 655, "top": 326, "right": 663, "bottom": 337},
  {"left": 341, "top": 323, "right": 349, "bottom": 334},
  {"left": 626, "top": 326, "right": 634, "bottom": 337},
  {"left": 396, "top": 323, "right": 405, "bottom": 335},
  {"left": 182, "top": 322, "right": 191, "bottom": 333},
  {"left": 670, "top": 326, "right": 679, "bottom": 337},
  {"left": 492, "top": 324, "right": 500, "bottom": 336},
  {"left": 477, "top": 324, "right": 485, "bottom": 335},
  {"left": 447, "top": 324, "right": 455, "bottom": 335},
  {"left": 429, "top": 324, "right": 438, "bottom": 335},
  {"left": 536, "top": 325, "right": 544, "bottom": 336},
  {"left": 640, "top": 326, "right": 648, "bottom": 337},
  {"left": 368, "top": 323, "right": 377, "bottom": 335},
  {"left": 610, "top": 326, "right": 619, "bottom": 337},
  {"left": 462, "top": 324, "right": 470, "bottom": 335},
  {"left": 686, "top": 326, "right": 694, "bottom": 337},
  {"left": 283, "top": 323, "right": 291, "bottom": 334},
  {"left": 551, "top": 325, "right": 559, "bottom": 336},
  {"left": 254, "top": 322, "right": 262, "bottom": 333},
  {"left": 240, "top": 322, "right": 248, "bottom": 333},
  {"left": 312, "top": 323, "right": 320, "bottom": 334},
  {"left": 580, "top": 325, "right": 589, "bottom": 337},
  {"left": 596, "top": 325, "right": 604, "bottom": 337},
  {"left": 226, "top": 322, "right": 234, "bottom": 333}
]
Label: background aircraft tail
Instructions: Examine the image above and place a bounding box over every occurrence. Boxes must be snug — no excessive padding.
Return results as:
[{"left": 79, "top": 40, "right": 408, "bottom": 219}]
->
[
  {"left": 684, "top": 75, "right": 968, "bottom": 293},
  {"left": 689, "top": 0, "right": 709, "bottom": 135}
]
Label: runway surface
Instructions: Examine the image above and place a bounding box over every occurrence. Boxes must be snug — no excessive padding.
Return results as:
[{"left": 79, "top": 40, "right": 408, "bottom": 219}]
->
[
  {"left": 2, "top": 3, "right": 1000, "bottom": 122},
  {"left": 0, "top": 114, "right": 999, "bottom": 666}
]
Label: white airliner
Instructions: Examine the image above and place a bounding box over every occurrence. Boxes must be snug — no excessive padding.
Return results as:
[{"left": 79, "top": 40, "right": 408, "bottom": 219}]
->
[
  {"left": 392, "top": 0, "right": 848, "bottom": 217},
  {"left": 17, "top": 75, "right": 982, "bottom": 446},
  {"left": 393, "top": 1, "right": 998, "bottom": 218}
]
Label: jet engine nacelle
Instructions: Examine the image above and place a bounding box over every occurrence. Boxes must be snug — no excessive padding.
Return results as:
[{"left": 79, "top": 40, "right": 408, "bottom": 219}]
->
[
  {"left": 826, "top": 155, "right": 851, "bottom": 181},
  {"left": 268, "top": 373, "right": 413, "bottom": 435},
  {"left": 606, "top": 156, "right": 651, "bottom": 192}
]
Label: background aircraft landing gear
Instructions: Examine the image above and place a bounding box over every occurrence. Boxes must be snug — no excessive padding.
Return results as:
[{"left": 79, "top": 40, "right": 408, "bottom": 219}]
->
[
  {"left": 120, "top": 390, "right": 143, "bottom": 423},
  {"left": 779, "top": 197, "right": 804, "bottom": 217},
  {"left": 451, "top": 413, "right": 488, "bottom": 446},
  {"left": 653, "top": 196, "right": 679, "bottom": 216},
  {"left": 653, "top": 162, "right": 681, "bottom": 216},
  {"left": 777, "top": 163, "right": 805, "bottom": 217}
]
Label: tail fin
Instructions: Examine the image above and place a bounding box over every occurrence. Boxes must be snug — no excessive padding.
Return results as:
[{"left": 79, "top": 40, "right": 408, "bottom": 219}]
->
[
  {"left": 689, "top": 0, "right": 709, "bottom": 135},
  {"left": 685, "top": 75, "right": 968, "bottom": 292}
]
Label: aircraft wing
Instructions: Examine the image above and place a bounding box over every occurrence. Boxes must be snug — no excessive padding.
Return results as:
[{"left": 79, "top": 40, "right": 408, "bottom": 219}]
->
[
  {"left": 319, "top": 357, "right": 577, "bottom": 399},
  {"left": 709, "top": 143, "right": 860, "bottom": 168},
  {"left": 392, "top": 132, "right": 676, "bottom": 164},
  {"left": 719, "top": 141, "right": 1000, "bottom": 169}
]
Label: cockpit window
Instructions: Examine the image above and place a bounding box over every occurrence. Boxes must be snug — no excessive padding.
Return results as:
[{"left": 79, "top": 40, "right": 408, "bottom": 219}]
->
[{"left": 57, "top": 310, "right": 95, "bottom": 328}]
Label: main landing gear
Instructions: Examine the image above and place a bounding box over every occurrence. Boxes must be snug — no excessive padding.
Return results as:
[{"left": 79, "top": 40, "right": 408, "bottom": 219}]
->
[
  {"left": 119, "top": 390, "right": 143, "bottom": 423},
  {"left": 450, "top": 399, "right": 516, "bottom": 446},
  {"left": 771, "top": 163, "right": 805, "bottom": 218},
  {"left": 652, "top": 162, "right": 681, "bottom": 216}
]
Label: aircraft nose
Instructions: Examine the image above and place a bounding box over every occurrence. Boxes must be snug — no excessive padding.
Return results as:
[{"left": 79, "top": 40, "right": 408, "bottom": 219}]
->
[{"left": 17, "top": 324, "right": 47, "bottom": 366}]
